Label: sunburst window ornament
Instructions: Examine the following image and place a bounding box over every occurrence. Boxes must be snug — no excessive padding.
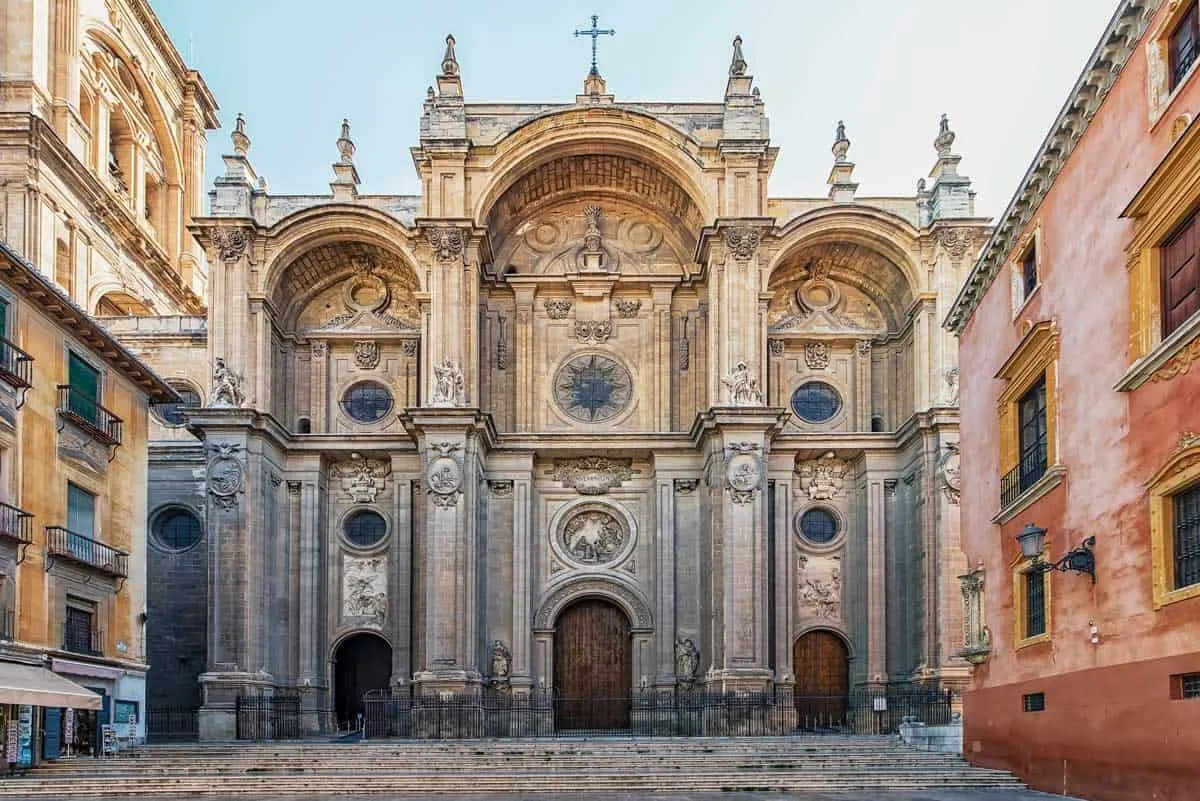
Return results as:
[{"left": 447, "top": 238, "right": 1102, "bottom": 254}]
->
[{"left": 553, "top": 354, "right": 632, "bottom": 423}]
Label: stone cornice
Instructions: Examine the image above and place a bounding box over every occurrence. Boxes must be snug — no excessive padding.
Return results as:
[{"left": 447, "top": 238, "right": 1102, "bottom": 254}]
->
[
  {"left": 944, "top": 0, "right": 1161, "bottom": 334},
  {"left": 0, "top": 240, "right": 179, "bottom": 403},
  {"left": 4, "top": 113, "right": 206, "bottom": 313}
]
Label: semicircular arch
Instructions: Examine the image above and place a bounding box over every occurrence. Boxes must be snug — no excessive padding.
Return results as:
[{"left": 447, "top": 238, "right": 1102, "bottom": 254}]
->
[{"left": 534, "top": 575, "right": 653, "bottom": 631}]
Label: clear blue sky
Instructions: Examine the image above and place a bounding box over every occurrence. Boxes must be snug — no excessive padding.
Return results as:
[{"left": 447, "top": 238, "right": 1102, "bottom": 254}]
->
[{"left": 150, "top": 0, "right": 1117, "bottom": 217}]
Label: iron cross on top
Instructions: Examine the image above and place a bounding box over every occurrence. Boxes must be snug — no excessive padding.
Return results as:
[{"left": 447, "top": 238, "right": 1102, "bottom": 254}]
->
[{"left": 574, "top": 14, "right": 615, "bottom": 76}]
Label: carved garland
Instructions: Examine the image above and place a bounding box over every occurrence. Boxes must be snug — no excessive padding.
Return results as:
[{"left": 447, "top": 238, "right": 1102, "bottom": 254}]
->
[
  {"left": 725, "top": 227, "right": 762, "bottom": 262},
  {"left": 551, "top": 457, "right": 634, "bottom": 495},
  {"left": 427, "top": 227, "right": 465, "bottom": 261},
  {"left": 210, "top": 227, "right": 252, "bottom": 262}
]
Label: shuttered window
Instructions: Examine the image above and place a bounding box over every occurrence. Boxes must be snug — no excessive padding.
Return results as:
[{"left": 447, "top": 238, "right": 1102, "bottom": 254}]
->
[
  {"left": 67, "top": 482, "right": 96, "bottom": 537},
  {"left": 1163, "top": 210, "right": 1200, "bottom": 336},
  {"left": 1171, "top": 2, "right": 1200, "bottom": 90}
]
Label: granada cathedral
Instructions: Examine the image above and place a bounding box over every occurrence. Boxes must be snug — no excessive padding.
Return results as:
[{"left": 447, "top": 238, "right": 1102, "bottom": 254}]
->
[{"left": 116, "top": 29, "right": 989, "bottom": 737}]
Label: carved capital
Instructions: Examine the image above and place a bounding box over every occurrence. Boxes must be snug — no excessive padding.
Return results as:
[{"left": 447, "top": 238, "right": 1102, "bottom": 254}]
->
[
  {"left": 209, "top": 227, "right": 253, "bottom": 262},
  {"left": 544, "top": 299, "right": 572, "bottom": 319},
  {"left": 934, "top": 226, "right": 984, "bottom": 261},
  {"left": 426, "top": 227, "right": 465, "bottom": 262},
  {"left": 725, "top": 226, "right": 761, "bottom": 262}
]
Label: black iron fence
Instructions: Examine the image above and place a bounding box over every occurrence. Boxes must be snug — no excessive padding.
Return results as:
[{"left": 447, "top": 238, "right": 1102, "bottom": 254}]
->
[
  {"left": 45, "top": 526, "right": 129, "bottom": 578},
  {"left": 362, "top": 686, "right": 956, "bottom": 740},
  {"left": 235, "top": 695, "right": 303, "bottom": 740},
  {"left": 146, "top": 706, "right": 200, "bottom": 742}
]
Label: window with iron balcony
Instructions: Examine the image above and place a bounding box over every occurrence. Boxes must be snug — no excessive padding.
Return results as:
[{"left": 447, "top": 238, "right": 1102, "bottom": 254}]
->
[{"left": 995, "top": 322, "right": 1062, "bottom": 523}]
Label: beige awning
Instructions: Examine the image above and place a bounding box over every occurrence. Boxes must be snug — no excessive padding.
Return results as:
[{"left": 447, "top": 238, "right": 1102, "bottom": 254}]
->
[{"left": 0, "top": 661, "right": 102, "bottom": 709}]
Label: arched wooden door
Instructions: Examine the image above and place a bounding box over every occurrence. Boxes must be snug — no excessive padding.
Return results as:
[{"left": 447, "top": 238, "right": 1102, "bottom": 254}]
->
[
  {"left": 333, "top": 633, "right": 392, "bottom": 729},
  {"left": 553, "top": 599, "right": 632, "bottom": 731},
  {"left": 793, "top": 630, "right": 849, "bottom": 729}
]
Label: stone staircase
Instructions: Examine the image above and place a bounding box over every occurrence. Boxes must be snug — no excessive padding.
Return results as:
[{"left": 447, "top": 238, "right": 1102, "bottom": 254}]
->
[{"left": 4, "top": 737, "right": 1026, "bottom": 796}]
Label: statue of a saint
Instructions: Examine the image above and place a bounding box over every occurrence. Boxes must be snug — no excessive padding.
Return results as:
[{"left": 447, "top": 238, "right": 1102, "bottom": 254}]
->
[{"left": 212, "top": 357, "right": 244, "bottom": 408}]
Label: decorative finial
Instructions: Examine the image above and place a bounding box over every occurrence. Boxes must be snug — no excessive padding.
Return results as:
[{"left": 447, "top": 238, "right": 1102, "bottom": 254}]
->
[
  {"left": 935, "top": 113, "right": 956, "bottom": 157},
  {"left": 917, "top": 177, "right": 927, "bottom": 193},
  {"left": 729, "top": 35, "right": 748, "bottom": 76},
  {"left": 832, "top": 120, "right": 850, "bottom": 162},
  {"left": 231, "top": 113, "right": 250, "bottom": 157},
  {"left": 426, "top": 86, "right": 435, "bottom": 100},
  {"left": 441, "top": 34, "right": 459, "bottom": 76},
  {"left": 336, "top": 118, "right": 355, "bottom": 164}
]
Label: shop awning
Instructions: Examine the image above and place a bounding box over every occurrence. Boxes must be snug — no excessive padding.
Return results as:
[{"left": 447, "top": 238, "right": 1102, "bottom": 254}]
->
[{"left": 0, "top": 661, "right": 102, "bottom": 709}]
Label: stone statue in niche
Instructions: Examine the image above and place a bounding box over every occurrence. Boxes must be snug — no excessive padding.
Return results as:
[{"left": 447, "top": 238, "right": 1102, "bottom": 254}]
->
[
  {"left": 343, "top": 556, "right": 387, "bottom": 622},
  {"left": 674, "top": 638, "right": 699, "bottom": 686},
  {"left": 211, "top": 357, "right": 244, "bottom": 408},
  {"left": 580, "top": 205, "right": 607, "bottom": 271},
  {"left": 721, "top": 361, "right": 762, "bottom": 406},
  {"left": 490, "top": 640, "right": 512, "bottom": 679},
  {"left": 958, "top": 565, "right": 990, "bottom": 664},
  {"left": 431, "top": 358, "right": 464, "bottom": 407}
]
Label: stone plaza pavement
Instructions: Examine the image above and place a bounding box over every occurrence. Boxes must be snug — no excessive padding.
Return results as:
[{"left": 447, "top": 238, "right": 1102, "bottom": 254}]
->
[{"left": 93, "top": 792, "right": 1080, "bottom": 801}]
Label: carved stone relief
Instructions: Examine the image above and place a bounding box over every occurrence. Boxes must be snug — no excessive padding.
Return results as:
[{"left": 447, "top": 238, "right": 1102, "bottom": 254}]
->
[
  {"left": 343, "top": 555, "right": 387, "bottom": 622},
  {"left": 797, "top": 455, "right": 847, "bottom": 501},
  {"left": 674, "top": 638, "right": 700, "bottom": 687},
  {"left": 544, "top": 299, "right": 572, "bottom": 319},
  {"left": 768, "top": 339, "right": 785, "bottom": 357},
  {"left": 674, "top": 479, "right": 698, "bottom": 494},
  {"left": 427, "top": 227, "right": 465, "bottom": 261},
  {"left": 721, "top": 361, "right": 762, "bottom": 406},
  {"left": 426, "top": 442, "right": 463, "bottom": 508},
  {"left": 796, "top": 553, "right": 842, "bottom": 619},
  {"left": 613, "top": 299, "right": 642, "bottom": 318},
  {"left": 560, "top": 509, "right": 625, "bottom": 565},
  {"left": 958, "top": 565, "right": 990, "bottom": 664},
  {"left": 210, "top": 227, "right": 251, "bottom": 262},
  {"left": 943, "top": 367, "right": 960, "bottom": 406},
  {"left": 488, "top": 480, "right": 514, "bottom": 497},
  {"left": 725, "top": 227, "right": 761, "bottom": 262},
  {"left": 332, "top": 457, "right": 391, "bottom": 504},
  {"left": 804, "top": 342, "right": 830, "bottom": 370},
  {"left": 211, "top": 357, "right": 244, "bottom": 408},
  {"left": 726, "top": 442, "right": 762, "bottom": 504},
  {"left": 938, "top": 442, "right": 962, "bottom": 505},
  {"left": 575, "top": 320, "right": 613, "bottom": 344},
  {"left": 551, "top": 457, "right": 633, "bottom": 495},
  {"left": 207, "top": 442, "right": 244, "bottom": 510},
  {"left": 354, "top": 340, "right": 381, "bottom": 370},
  {"left": 430, "top": 359, "right": 465, "bottom": 407}
]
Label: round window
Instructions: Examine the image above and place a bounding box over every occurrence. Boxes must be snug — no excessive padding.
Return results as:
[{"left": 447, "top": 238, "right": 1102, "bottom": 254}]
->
[
  {"left": 152, "top": 508, "right": 203, "bottom": 551},
  {"left": 341, "top": 382, "right": 393, "bottom": 423},
  {"left": 344, "top": 509, "right": 387, "bottom": 548},
  {"left": 798, "top": 508, "right": 839, "bottom": 545},
  {"left": 790, "top": 382, "right": 842, "bottom": 423},
  {"left": 153, "top": 383, "right": 202, "bottom": 427},
  {"left": 552, "top": 354, "right": 633, "bottom": 423}
]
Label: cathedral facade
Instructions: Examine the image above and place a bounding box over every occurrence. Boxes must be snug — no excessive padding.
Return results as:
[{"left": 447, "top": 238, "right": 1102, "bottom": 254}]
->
[{"left": 133, "top": 35, "right": 988, "bottom": 738}]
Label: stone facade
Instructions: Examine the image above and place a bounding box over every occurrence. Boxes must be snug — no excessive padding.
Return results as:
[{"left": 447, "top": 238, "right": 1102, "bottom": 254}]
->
[{"left": 121, "top": 32, "right": 985, "bottom": 736}]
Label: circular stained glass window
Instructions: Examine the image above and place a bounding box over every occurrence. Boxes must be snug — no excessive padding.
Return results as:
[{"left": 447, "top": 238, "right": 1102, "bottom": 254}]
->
[
  {"left": 153, "top": 383, "right": 202, "bottom": 427},
  {"left": 791, "top": 382, "right": 842, "bottom": 423},
  {"left": 552, "top": 354, "right": 633, "bottom": 423},
  {"left": 799, "top": 508, "right": 839, "bottom": 545},
  {"left": 344, "top": 509, "right": 387, "bottom": 548},
  {"left": 341, "top": 381, "right": 393, "bottom": 423},
  {"left": 152, "top": 508, "right": 203, "bottom": 552}
]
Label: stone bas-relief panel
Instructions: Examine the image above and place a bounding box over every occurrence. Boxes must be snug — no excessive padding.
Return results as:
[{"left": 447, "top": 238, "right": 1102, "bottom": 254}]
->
[
  {"left": 343, "top": 555, "right": 387, "bottom": 622},
  {"left": 559, "top": 509, "right": 626, "bottom": 565},
  {"left": 796, "top": 553, "right": 842, "bottom": 620}
]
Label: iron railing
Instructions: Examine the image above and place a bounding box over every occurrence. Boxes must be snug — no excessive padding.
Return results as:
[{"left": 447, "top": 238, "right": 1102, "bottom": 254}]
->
[
  {"left": 145, "top": 706, "right": 200, "bottom": 743},
  {"left": 1000, "top": 440, "right": 1048, "bottom": 509},
  {"left": 56, "top": 385, "right": 122, "bottom": 446},
  {"left": 0, "top": 608, "right": 13, "bottom": 641},
  {"left": 361, "top": 686, "right": 955, "bottom": 740},
  {"left": 62, "top": 627, "right": 104, "bottom": 657},
  {"left": 235, "top": 695, "right": 303, "bottom": 741},
  {"left": 0, "top": 337, "right": 33, "bottom": 390},
  {"left": 0, "top": 501, "right": 33, "bottom": 547},
  {"left": 45, "top": 526, "right": 129, "bottom": 578}
]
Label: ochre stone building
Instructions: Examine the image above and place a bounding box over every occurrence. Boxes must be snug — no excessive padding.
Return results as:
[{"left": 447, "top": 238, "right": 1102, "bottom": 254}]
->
[
  {"left": 948, "top": 1, "right": 1200, "bottom": 798},
  {"left": 0, "top": 0, "right": 213, "bottom": 759},
  {"left": 130, "top": 31, "right": 990, "bottom": 739}
]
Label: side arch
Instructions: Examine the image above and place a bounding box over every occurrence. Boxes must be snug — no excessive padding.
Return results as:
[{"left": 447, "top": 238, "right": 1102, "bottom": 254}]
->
[{"left": 534, "top": 575, "right": 653, "bottom": 631}]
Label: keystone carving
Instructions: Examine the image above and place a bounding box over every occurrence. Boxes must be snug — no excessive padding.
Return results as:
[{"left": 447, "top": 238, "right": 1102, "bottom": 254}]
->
[
  {"left": 575, "top": 320, "right": 613, "bottom": 344},
  {"left": 552, "top": 457, "right": 634, "bottom": 495}
]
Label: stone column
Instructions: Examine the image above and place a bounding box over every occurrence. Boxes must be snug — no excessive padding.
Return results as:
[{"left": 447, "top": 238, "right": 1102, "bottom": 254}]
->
[
  {"left": 389, "top": 457, "right": 415, "bottom": 686},
  {"left": 654, "top": 474, "right": 677, "bottom": 688},
  {"left": 693, "top": 407, "right": 788, "bottom": 692},
  {"left": 867, "top": 477, "right": 892, "bottom": 686},
  {"left": 855, "top": 340, "right": 873, "bottom": 430},
  {"left": 512, "top": 286, "right": 536, "bottom": 431},
  {"left": 401, "top": 408, "right": 495, "bottom": 691},
  {"left": 417, "top": 223, "right": 479, "bottom": 405},
  {"left": 510, "top": 473, "right": 534, "bottom": 689}
]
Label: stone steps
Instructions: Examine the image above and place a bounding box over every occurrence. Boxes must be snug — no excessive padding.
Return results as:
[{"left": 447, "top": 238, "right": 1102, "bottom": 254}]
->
[{"left": 6, "top": 737, "right": 1026, "bottom": 796}]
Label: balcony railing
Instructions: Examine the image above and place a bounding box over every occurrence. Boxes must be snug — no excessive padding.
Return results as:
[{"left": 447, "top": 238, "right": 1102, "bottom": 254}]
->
[
  {"left": 45, "top": 526, "right": 129, "bottom": 578},
  {"left": 0, "top": 337, "right": 33, "bottom": 391},
  {"left": 0, "top": 501, "right": 33, "bottom": 546},
  {"left": 56, "top": 385, "right": 123, "bottom": 447},
  {"left": 63, "top": 627, "right": 104, "bottom": 657},
  {"left": 1001, "top": 440, "right": 1049, "bottom": 509},
  {"left": 0, "top": 608, "right": 13, "bottom": 641}
]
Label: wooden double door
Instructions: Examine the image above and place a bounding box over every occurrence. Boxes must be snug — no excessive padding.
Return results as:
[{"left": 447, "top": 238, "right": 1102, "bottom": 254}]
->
[
  {"left": 553, "top": 599, "right": 632, "bottom": 730},
  {"left": 793, "top": 630, "right": 850, "bottom": 729}
]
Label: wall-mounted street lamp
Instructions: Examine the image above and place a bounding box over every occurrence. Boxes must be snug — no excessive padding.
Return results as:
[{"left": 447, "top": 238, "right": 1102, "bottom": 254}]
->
[{"left": 1016, "top": 522, "right": 1097, "bottom": 583}]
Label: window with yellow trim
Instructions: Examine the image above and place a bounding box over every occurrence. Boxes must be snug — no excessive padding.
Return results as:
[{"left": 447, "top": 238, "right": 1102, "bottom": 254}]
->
[
  {"left": 1147, "top": 0, "right": 1200, "bottom": 126},
  {"left": 995, "top": 322, "right": 1061, "bottom": 520},
  {"left": 1148, "top": 434, "right": 1200, "bottom": 609},
  {"left": 1118, "top": 116, "right": 1200, "bottom": 390},
  {"left": 1012, "top": 556, "right": 1052, "bottom": 649}
]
